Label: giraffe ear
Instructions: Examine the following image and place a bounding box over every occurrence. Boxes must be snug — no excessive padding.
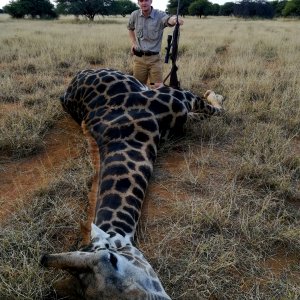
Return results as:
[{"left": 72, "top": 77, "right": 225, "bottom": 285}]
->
[
  {"left": 91, "top": 223, "right": 110, "bottom": 240},
  {"left": 40, "top": 251, "right": 96, "bottom": 271}
]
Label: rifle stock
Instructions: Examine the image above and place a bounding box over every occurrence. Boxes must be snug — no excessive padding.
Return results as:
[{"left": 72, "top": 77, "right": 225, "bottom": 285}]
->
[
  {"left": 169, "top": 22, "right": 180, "bottom": 88},
  {"left": 164, "top": 35, "right": 172, "bottom": 64}
]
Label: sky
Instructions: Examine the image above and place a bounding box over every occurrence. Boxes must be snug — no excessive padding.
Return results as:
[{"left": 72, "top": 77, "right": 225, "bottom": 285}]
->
[{"left": 1, "top": 0, "right": 227, "bottom": 11}]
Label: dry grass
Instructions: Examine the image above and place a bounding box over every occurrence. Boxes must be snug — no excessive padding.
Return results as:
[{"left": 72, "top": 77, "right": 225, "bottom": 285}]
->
[
  {"left": 0, "top": 153, "right": 93, "bottom": 298},
  {"left": 0, "top": 15, "right": 299, "bottom": 299}
]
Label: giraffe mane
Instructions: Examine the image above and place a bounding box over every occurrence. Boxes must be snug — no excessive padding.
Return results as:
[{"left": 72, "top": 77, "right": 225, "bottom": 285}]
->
[{"left": 80, "top": 121, "right": 100, "bottom": 246}]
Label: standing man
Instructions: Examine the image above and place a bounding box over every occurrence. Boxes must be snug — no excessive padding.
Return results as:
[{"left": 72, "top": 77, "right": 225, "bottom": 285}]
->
[{"left": 128, "top": 0, "right": 183, "bottom": 88}]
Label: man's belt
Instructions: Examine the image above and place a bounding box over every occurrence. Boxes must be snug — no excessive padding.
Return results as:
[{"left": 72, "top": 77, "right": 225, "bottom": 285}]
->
[{"left": 133, "top": 49, "right": 159, "bottom": 57}]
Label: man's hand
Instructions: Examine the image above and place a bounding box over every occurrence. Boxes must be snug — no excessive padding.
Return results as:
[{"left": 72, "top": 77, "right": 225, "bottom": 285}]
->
[
  {"left": 168, "top": 16, "right": 184, "bottom": 26},
  {"left": 128, "top": 30, "right": 137, "bottom": 55},
  {"left": 131, "top": 44, "right": 136, "bottom": 55}
]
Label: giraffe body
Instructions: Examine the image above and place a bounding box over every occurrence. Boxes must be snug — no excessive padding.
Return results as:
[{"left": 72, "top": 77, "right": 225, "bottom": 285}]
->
[{"left": 41, "top": 68, "right": 224, "bottom": 299}]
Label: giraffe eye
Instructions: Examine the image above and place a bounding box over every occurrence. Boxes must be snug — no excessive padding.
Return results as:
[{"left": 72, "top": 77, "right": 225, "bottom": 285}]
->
[{"left": 109, "top": 253, "right": 118, "bottom": 270}]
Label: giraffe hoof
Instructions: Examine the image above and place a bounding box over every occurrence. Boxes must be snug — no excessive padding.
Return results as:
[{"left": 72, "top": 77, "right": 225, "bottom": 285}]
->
[
  {"left": 40, "top": 254, "right": 49, "bottom": 267},
  {"left": 204, "top": 90, "right": 225, "bottom": 109}
]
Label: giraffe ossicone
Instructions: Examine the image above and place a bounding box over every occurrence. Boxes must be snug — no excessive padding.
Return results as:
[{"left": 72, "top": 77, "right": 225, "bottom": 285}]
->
[{"left": 41, "top": 68, "right": 225, "bottom": 299}]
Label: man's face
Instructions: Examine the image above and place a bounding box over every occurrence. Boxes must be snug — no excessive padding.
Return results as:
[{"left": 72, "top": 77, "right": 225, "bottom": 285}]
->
[{"left": 138, "top": 0, "right": 152, "bottom": 12}]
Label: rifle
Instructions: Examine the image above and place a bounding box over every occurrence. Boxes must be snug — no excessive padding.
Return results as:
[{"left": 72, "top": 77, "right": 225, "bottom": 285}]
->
[{"left": 164, "top": 0, "right": 180, "bottom": 89}]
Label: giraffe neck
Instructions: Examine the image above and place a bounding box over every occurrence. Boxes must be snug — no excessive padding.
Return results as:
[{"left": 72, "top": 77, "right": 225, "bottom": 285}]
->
[{"left": 93, "top": 141, "right": 155, "bottom": 240}]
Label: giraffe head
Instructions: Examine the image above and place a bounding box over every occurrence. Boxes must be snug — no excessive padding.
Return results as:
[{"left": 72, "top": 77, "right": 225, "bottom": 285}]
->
[{"left": 41, "top": 224, "right": 170, "bottom": 300}]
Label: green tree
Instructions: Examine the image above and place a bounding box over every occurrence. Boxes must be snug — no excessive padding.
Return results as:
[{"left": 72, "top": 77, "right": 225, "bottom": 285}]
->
[
  {"left": 234, "top": 0, "right": 275, "bottom": 19},
  {"left": 270, "top": 0, "right": 287, "bottom": 16},
  {"left": 167, "top": 0, "right": 192, "bottom": 16},
  {"left": 219, "top": 1, "right": 235, "bottom": 15},
  {"left": 188, "top": 0, "right": 213, "bottom": 17},
  {"left": 4, "top": 0, "right": 57, "bottom": 18},
  {"left": 282, "top": 0, "right": 300, "bottom": 16},
  {"left": 110, "top": 0, "right": 138, "bottom": 17},
  {"left": 4, "top": 1, "right": 26, "bottom": 17},
  {"left": 55, "top": 1, "right": 69, "bottom": 15},
  {"left": 55, "top": 0, "right": 113, "bottom": 21},
  {"left": 211, "top": 3, "right": 220, "bottom": 15}
]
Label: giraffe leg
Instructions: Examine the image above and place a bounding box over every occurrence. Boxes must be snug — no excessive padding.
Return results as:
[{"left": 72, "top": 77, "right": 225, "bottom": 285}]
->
[
  {"left": 187, "top": 90, "right": 225, "bottom": 124},
  {"left": 187, "top": 112, "right": 207, "bottom": 122},
  {"left": 80, "top": 121, "right": 100, "bottom": 246}
]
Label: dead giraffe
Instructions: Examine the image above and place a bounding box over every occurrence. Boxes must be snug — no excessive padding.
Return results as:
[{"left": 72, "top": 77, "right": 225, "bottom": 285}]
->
[{"left": 41, "top": 68, "right": 224, "bottom": 299}]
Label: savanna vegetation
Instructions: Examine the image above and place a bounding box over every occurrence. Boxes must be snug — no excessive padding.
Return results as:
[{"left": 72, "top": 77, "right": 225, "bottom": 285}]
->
[
  {"left": 3, "top": 0, "right": 300, "bottom": 19},
  {"left": 0, "top": 14, "right": 299, "bottom": 299},
  {"left": 167, "top": 0, "right": 300, "bottom": 18}
]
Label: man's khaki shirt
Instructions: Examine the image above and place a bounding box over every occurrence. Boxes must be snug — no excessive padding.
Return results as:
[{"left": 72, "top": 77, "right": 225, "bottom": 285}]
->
[{"left": 128, "top": 8, "right": 170, "bottom": 53}]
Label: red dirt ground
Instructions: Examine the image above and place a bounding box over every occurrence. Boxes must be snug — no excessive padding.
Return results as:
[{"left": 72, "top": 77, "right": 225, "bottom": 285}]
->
[{"left": 0, "top": 116, "right": 82, "bottom": 221}]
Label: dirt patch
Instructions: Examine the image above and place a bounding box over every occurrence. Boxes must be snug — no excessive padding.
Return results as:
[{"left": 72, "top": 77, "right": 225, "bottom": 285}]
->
[
  {"left": 263, "top": 249, "right": 299, "bottom": 277},
  {"left": 0, "top": 115, "right": 82, "bottom": 222}
]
